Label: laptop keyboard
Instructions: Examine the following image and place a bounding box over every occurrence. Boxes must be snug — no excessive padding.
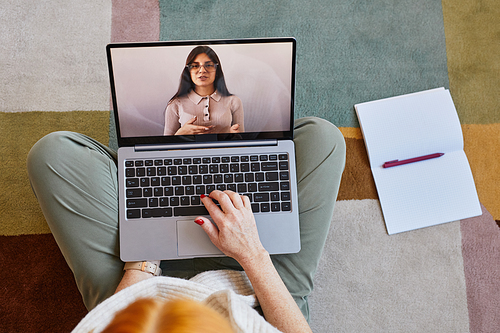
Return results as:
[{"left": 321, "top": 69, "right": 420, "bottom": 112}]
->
[{"left": 124, "top": 153, "right": 292, "bottom": 219}]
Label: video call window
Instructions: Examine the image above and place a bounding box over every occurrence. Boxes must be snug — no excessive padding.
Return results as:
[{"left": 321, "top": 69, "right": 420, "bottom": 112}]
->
[{"left": 109, "top": 41, "right": 294, "bottom": 140}]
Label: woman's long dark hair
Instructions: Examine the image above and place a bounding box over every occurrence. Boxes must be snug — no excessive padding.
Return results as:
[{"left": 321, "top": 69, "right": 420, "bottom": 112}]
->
[{"left": 169, "top": 46, "right": 232, "bottom": 103}]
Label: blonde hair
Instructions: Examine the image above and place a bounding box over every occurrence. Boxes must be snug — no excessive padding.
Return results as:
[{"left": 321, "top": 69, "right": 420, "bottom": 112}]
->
[{"left": 101, "top": 298, "right": 234, "bottom": 333}]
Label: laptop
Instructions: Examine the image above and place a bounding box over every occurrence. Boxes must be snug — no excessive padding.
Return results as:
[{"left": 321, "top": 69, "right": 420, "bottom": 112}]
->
[{"left": 106, "top": 38, "right": 300, "bottom": 261}]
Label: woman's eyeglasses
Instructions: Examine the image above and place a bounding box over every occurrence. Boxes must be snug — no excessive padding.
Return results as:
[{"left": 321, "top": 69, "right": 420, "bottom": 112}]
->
[{"left": 186, "top": 62, "right": 218, "bottom": 73}]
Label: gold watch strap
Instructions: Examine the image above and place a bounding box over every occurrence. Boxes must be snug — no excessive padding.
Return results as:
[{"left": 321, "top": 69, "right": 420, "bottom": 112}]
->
[{"left": 123, "top": 261, "right": 162, "bottom": 276}]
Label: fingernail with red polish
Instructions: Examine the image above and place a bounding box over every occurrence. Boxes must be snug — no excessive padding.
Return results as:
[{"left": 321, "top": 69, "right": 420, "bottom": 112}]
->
[
  {"left": 194, "top": 219, "right": 204, "bottom": 226},
  {"left": 200, "top": 194, "right": 206, "bottom": 199}
]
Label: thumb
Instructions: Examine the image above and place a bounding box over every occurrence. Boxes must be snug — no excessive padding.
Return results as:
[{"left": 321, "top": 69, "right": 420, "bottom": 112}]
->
[
  {"left": 231, "top": 124, "right": 239, "bottom": 130},
  {"left": 194, "top": 217, "right": 220, "bottom": 245},
  {"left": 186, "top": 116, "right": 197, "bottom": 124}
]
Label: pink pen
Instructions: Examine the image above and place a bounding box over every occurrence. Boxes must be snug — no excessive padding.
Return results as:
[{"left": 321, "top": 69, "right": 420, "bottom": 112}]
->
[{"left": 383, "top": 153, "right": 445, "bottom": 168}]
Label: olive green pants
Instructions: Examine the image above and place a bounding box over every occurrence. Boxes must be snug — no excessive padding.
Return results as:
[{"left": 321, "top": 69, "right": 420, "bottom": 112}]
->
[{"left": 27, "top": 117, "right": 345, "bottom": 321}]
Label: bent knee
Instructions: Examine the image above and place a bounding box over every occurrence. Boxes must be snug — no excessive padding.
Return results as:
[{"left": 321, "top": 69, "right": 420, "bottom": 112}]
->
[
  {"left": 295, "top": 116, "right": 346, "bottom": 156},
  {"left": 27, "top": 131, "right": 77, "bottom": 175}
]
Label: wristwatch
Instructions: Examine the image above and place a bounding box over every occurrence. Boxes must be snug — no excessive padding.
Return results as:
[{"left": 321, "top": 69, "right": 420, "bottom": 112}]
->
[{"left": 123, "top": 261, "right": 162, "bottom": 276}]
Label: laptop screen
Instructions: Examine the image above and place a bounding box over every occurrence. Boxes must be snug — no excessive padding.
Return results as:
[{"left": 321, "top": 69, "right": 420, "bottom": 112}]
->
[{"left": 107, "top": 38, "right": 296, "bottom": 146}]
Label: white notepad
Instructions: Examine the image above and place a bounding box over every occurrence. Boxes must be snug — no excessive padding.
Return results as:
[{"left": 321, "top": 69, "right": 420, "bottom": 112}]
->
[{"left": 355, "top": 88, "right": 482, "bottom": 234}]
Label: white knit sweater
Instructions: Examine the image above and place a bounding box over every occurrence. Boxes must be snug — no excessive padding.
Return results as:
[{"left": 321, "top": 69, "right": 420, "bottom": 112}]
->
[{"left": 72, "top": 270, "right": 281, "bottom": 333}]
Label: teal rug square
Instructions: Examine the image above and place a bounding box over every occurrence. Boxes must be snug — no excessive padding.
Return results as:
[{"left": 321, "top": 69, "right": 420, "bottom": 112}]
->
[{"left": 159, "top": 0, "right": 449, "bottom": 127}]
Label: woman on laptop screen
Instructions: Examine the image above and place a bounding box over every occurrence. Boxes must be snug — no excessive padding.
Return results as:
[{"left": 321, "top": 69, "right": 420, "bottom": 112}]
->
[{"left": 164, "top": 46, "right": 244, "bottom": 136}]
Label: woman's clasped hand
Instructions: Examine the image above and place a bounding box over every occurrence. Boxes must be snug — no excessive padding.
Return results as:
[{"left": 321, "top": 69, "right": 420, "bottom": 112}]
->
[{"left": 175, "top": 116, "right": 215, "bottom": 135}]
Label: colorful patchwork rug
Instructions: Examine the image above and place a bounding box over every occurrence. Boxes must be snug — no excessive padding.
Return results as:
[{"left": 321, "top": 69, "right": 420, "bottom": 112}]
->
[{"left": 1, "top": 1, "right": 499, "bottom": 332}]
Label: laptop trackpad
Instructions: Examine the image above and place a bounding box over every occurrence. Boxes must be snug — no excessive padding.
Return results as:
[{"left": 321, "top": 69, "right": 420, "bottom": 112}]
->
[{"left": 176, "top": 220, "right": 223, "bottom": 257}]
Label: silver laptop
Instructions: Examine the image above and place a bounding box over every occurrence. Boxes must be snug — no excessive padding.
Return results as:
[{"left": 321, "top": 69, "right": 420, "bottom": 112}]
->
[{"left": 106, "top": 38, "right": 300, "bottom": 261}]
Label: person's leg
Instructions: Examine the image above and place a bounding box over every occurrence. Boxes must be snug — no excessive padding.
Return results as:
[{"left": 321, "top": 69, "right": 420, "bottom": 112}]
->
[
  {"left": 27, "top": 118, "right": 345, "bottom": 315},
  {"left": 168, "top": 117, "right": 347, "bottom": 317},
  {"left": 272, "top": 117, "right": 346, "bottom": 321},
  {"left": 27, "top": 131, "right": 123, "bottom": 310},
  {"left": 27, "top": 131, "right": 241, "bottom": 307}
]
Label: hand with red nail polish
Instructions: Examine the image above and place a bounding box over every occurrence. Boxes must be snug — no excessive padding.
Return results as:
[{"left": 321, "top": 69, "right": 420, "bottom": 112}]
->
[
  {"left": 195, "top": 190, "right": 267, "bottom": 266},
  {"left": 195, "top": 190, "right": 312, "bottom": 333}
]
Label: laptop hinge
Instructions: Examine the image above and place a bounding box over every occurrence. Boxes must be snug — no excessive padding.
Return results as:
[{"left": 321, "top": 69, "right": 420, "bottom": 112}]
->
[{"left": 134, "top": 139, "right": 279, "bottom": 152}]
